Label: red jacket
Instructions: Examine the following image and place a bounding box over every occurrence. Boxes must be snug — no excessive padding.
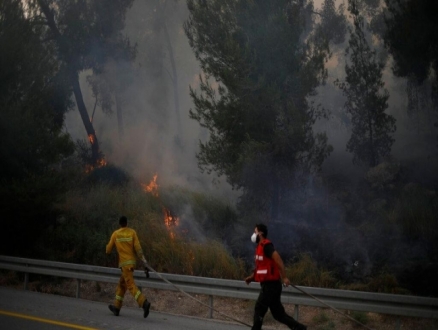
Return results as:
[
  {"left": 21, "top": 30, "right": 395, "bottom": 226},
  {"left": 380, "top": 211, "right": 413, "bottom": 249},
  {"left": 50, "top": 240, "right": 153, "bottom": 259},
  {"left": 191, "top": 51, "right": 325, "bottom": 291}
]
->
[{"left": 254, "top": 239, "right": 281, "bottom": 282}]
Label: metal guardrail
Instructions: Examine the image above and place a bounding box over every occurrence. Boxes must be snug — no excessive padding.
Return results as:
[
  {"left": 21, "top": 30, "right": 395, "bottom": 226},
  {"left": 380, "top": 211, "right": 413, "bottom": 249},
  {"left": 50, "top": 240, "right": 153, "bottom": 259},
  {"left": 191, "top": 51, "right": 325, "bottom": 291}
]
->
[{"left": 1, "top": 255, "right": 437, "bottom": 327}]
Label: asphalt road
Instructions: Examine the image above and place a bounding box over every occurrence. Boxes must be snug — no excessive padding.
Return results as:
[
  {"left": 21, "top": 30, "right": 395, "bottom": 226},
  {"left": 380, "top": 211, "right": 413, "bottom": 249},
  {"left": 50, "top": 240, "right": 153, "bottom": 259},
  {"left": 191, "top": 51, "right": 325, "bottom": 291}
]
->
[{"left": 0, "top": 287, "right": 249, "bottom": 330}]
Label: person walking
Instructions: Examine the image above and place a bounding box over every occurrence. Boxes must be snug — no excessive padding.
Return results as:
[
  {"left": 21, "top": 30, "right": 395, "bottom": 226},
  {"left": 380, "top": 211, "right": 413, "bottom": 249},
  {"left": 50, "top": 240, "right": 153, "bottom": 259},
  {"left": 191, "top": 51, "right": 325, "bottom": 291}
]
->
[
  {"left": 106, "top": 215, "right": 151, "bottom": 318},
  {"left": 245, "top": 223, "right": 307, "bottom": 330}
]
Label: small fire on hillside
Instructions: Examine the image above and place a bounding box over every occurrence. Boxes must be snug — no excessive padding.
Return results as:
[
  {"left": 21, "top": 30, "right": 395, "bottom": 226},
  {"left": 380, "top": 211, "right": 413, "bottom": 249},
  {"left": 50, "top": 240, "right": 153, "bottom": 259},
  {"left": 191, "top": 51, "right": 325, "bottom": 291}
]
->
[
  {"left": 85, "top": 157, "right": 107, "bottom": 173},
  {"left": 142, "top": 174, "right": 179, "bottom": 235},
  {"left": 85, "top": 133, "right": 107, "bottom": 173},
  {"left": 141, "top": 174, "right": 158, "bottom": 197},
  {"left": 163, "top": 207, "right": 179, "bottom": 227}
]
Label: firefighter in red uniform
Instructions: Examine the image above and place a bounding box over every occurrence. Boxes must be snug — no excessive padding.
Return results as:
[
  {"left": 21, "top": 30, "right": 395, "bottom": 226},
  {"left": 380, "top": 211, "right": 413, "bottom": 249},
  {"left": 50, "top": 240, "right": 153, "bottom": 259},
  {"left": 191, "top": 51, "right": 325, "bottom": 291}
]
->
[
  {"left": 245, "top": 223, "right": 307, "bottom": 330},
  {"left": 106, "top": 216, "right": 151, "bottom": 318}
]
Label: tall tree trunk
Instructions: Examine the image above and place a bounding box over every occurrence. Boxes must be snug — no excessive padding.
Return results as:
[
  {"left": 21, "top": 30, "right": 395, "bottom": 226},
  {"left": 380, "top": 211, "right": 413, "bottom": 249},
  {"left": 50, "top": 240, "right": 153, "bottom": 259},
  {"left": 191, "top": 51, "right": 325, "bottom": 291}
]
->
[
  {"left": 70, "top": 71, "right": 100, "bottom": 163},
  {"left": 38, "top": 0, "right": 101, "bottom": 165}
]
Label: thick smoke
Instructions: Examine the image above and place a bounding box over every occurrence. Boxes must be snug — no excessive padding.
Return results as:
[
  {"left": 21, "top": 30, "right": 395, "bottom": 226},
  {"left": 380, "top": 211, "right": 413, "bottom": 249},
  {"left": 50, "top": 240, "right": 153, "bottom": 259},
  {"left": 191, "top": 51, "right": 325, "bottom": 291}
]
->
[
  {"left": 65, "top": 1, "right": 234, "bottom": 197},
  {"left": 63, "top": 0, "right": 437, "bottom": 292}
]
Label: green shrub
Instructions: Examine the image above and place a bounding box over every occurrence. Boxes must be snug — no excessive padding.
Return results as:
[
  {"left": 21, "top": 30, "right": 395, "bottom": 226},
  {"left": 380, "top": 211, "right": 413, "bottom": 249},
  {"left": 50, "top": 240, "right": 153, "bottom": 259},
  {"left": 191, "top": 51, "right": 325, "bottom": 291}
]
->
[
  {"left": 287, "top": 254, "right": 337, "bottom": 288},
  {"left": 367, "top": 272, "right": 409, "bottom": 294},
  {"left": 341, "top": 271, "right": 410, "bottom": 295}
]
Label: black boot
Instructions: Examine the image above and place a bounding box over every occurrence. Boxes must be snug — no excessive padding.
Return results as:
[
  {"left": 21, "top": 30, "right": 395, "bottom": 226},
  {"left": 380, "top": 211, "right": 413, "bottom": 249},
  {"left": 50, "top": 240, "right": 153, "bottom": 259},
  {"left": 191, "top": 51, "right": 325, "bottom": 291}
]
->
[
  {"left": 143, "top": 300, "right": 151, "bottom": 318},
  {"left": 292, "top": 322, "right": 307, "bottom": 330},
  {"left": 251, "top": 314, "right": 264, "bottom": 330},
  {"left": 108, "top": 304, "right": 120, "bottom": 316},
  {"left": 278, "top": 313, "right": 306, "bottom": 330}
]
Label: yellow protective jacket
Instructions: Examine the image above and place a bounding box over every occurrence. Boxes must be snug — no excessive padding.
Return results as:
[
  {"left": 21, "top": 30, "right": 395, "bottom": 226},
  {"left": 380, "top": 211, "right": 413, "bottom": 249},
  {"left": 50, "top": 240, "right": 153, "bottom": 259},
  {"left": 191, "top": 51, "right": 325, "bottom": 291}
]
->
[{"left": 106, "top": 227, "right": 144, "bottom": 268}]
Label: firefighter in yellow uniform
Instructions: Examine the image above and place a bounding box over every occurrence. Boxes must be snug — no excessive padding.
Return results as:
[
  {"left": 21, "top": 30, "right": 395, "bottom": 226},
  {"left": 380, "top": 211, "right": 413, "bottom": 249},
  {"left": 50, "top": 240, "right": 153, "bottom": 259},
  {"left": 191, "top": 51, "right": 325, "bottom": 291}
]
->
[{"left": 106, "top": 216, "right": 151, "bottom": 317}]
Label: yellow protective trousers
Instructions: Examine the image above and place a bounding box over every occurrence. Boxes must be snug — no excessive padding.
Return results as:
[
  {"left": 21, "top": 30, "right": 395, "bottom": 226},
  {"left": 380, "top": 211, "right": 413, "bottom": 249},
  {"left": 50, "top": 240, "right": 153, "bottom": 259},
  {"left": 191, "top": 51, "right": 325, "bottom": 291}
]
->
[{"left": 113, "top": 266, "right": 146, "bottom": 309}]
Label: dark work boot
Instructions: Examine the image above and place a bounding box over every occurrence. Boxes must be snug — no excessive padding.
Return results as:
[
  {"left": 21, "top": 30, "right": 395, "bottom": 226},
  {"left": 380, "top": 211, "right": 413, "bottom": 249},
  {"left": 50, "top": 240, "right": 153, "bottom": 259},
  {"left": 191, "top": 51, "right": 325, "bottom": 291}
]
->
[
  {"left": 143, "top": 300, "right": 151, "bottom": 318},
  {"left": 292, "top": 323, "right": 307, "bottom": 330},
  {"left": 108, "top": 304, "right": 120, "bottom": 316},
  {"left": 251, "top": 314, "right": 264, "bottom": 330},
  {"left": 281, "top": 314, "right": 306, "bottom": 330}
]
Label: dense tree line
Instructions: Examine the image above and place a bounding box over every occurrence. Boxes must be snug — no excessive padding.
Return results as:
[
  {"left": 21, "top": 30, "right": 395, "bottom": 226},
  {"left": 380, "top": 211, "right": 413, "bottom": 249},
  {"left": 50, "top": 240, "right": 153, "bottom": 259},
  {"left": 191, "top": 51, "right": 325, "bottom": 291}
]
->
[
  {"left": 184, "top": 0, "right": 437, "bottom": 295},
  {"left": 184, "top": 0, "right": 335, "bottom": 221},
  {"left": 0, "top": 0, "right": 74, "bottom": 255}
]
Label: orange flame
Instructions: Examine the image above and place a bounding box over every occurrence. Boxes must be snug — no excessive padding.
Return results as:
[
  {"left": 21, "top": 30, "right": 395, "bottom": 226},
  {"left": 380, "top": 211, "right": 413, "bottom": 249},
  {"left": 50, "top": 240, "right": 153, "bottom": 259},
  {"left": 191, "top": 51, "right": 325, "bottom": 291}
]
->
[
  {"left": 88, "top": 134, "right": 95, "bottom": 144},
  {"left": 141, "top": 174, "right": 180, "bottom": 238},
  {"left": 97, "top": 158, "right": 107, "bottom": 167},
  {"left": 163, "top": 207, "right": 179, "bottom": 228},
  {"left": 141, "top": 174, "right": 159, "bottom": 197},
  {"left": 84, "top": 157, "right": 107, "bottom": 173}
]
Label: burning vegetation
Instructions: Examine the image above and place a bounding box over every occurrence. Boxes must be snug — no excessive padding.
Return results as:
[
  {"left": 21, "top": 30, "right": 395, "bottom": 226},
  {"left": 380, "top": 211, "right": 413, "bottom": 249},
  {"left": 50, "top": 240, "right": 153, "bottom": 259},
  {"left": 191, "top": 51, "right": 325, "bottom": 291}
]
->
[
  {"left": 141, "top": 174, "right": 159, "bottom": 197},
  {"left": 84, "top": 133, "right": 107, "bottom": 173},
  {"left": 84, "top": 157, "right": 107, "bottom": 173},
  {"left": 142, "top": 174, "right": 179, "bottom": 235}
]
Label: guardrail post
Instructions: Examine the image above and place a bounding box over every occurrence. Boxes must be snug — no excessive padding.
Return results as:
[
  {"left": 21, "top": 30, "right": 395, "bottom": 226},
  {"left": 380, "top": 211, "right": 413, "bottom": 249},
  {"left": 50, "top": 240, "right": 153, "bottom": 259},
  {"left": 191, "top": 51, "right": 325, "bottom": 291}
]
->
[
  {"left": 294, "top": 304, "right": 299, "bottom": 321},
  {"left": 24, "top": 272, "right": 29, "bottom": 290},
  {"left": 209, "top": 295, "right": 214, "bottom": 318},
  {"left": 395, "top": 317, "right": 401, "bottom": 330},
  {"left": 76, "top": 279, "right": 81, "bottom": 298}
]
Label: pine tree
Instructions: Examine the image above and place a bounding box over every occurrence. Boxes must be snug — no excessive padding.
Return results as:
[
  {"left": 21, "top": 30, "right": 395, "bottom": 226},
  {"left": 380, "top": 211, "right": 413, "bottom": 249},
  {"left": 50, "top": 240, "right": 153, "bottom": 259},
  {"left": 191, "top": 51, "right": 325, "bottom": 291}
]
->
[
  {"left": 185, "top": 0, "right": 332, "bottom": 220},
  {"left": 335, "top": 1, "right": 396, "bottom": 167}
]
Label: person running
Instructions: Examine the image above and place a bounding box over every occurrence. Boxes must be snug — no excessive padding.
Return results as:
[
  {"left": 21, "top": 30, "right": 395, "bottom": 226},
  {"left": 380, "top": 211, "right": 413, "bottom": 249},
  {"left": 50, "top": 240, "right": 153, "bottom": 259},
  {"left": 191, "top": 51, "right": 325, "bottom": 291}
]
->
[{"left": 245, "top": 223, "right": 307, "bottom": 330}]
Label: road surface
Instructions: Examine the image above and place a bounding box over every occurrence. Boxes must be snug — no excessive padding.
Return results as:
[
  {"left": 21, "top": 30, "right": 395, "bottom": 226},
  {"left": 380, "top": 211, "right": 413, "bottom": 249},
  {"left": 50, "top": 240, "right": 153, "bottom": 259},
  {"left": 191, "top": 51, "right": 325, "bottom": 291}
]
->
[{"left": 0, "top": 286, "right": 249, "bottom": 330}]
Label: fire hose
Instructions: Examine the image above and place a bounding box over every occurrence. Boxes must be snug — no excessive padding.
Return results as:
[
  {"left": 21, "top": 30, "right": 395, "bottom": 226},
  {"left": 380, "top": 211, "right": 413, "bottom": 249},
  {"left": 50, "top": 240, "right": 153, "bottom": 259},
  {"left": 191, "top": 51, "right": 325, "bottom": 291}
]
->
[
  {"left": 143, "top": 262, "right": 251, "bottom": 327},
  {"left": 282, "top": 283, "right": 375, "bottom": 330},
  {"left": 144, "top": 262, "right": 374, "bottom": 329}
]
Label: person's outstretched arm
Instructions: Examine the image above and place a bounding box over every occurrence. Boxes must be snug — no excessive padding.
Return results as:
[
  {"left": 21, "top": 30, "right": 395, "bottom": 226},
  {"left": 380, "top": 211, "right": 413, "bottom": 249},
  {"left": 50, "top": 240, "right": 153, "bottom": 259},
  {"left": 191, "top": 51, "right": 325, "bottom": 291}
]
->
[{"left": 272, "top": 251, "right": 291, "bottom": 286}]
